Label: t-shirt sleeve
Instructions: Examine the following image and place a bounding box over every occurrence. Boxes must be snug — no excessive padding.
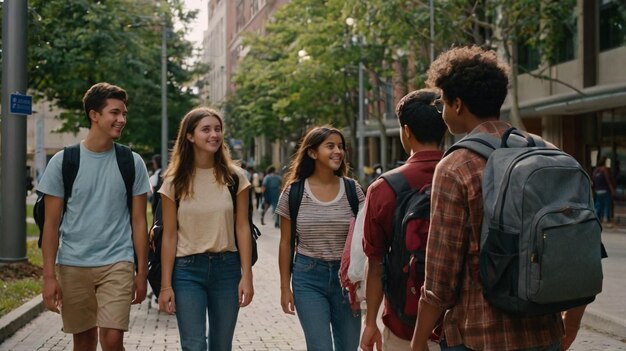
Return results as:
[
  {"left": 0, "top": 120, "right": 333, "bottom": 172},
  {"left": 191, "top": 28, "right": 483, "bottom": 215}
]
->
[
  {"left": 275, "top": 185, "right": 291, "bottom": 219},
  {"left": 235, "top": 167, "right": 251, "bottom": 194},
  {"left": 362, "top": 178, "right": 394, "bottom": 260},
  {"left": 36, "top": 150, "right": 65, "bottom": 198},
  {"left": 132, "top": 152, "right": 151, "bottom": 196},
  {"left": 158, "top": 177, "right": 175, "bottom": 202}
]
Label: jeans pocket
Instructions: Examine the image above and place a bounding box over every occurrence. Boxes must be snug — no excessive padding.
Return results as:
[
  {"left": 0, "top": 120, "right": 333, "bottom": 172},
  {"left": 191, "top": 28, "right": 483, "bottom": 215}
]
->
[
  {"left": 174, "top": 255, "right": 194, "bottom": 268},
  {"left": 293, "top": 257, "right": 316, "bottom": 273}
]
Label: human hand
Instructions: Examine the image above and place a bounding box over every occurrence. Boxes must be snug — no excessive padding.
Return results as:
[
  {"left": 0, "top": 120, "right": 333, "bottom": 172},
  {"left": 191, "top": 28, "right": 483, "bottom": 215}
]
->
[
  {"left": 42, "top": 276, "right": 62, "bottom": 313},
  {"left": 280, "top": 287, "right": 295, "bottom": 315},
  {"left": 158, "top": 287, "right": 176, "bottom": 315},
  {"left": 360, "top": 324, "right": 382, "bottom": 351},
  {"left": 239, "top": 274, "right": 254, "bottom": 307},
  {"left": 131, "top": 274, "right": 147, "bottom": 304}
]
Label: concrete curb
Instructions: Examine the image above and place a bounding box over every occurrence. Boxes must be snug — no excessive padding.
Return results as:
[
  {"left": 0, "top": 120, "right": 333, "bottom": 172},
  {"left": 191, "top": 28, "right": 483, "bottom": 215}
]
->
[
  {"left": 0, "top": 295, "right": 44, "bottom": 344},
  {"left": 582, "top": 307, "right": 626, "bottom": 340}
]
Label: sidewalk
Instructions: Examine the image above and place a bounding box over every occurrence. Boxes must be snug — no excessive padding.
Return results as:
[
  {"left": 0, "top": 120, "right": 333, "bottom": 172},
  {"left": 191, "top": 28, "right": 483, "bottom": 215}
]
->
[{"left": 1, "top": 213, "right": 625, "bottom": 350}]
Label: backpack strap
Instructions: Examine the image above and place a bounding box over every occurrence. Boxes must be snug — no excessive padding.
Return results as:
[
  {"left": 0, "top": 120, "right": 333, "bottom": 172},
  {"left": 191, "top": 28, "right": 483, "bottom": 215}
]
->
[
  {"left": 62, "top": 144, "right": 81, "bottom": 214},
  {"left": 343, "top": 177, "right": 360, "bottom": 217},
  {"left": 288, "top": 180, "right": 305, "bottom": 272},
  {"left": 379, "top": 168, "right": 411, "bottom": 196},
  {"left": 114, "top": 143, "right": 136, "bottom": 216},
  {"left": 445, "top": 127, "right": 548, "bottom": 159},
  {"left": 444, "top": 132, "right": 499, "bottom": 159}
]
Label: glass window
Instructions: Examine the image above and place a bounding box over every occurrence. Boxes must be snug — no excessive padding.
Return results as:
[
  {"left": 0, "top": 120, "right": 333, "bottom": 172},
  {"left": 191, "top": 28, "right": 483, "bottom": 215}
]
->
[
  {"left": 601, "top": 107, "right": 626, "bottom": 197},
  {"left": 600, "top": 0, "right": 626, "bottom": 51}
]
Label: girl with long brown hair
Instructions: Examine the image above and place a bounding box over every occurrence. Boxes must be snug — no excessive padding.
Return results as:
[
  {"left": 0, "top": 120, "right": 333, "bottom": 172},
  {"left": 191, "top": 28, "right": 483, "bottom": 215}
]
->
[
  {"left": 157, "top": 107, "right": 254, "bottom": 351},
  {"left": 276, "top": 125, "right": 364, "bottom": 351}
]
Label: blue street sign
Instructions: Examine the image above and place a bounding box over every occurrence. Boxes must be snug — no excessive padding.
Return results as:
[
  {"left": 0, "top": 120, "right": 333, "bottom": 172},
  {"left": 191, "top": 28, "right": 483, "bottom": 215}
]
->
[{"left": 9, "top": 93, "right": 32, "bottom": 115}]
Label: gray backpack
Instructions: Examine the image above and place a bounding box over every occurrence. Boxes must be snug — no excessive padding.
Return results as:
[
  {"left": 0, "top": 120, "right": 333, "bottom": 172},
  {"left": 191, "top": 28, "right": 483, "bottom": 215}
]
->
[{"left": 445, "top": 127, "right": 605, "bottom": 316}]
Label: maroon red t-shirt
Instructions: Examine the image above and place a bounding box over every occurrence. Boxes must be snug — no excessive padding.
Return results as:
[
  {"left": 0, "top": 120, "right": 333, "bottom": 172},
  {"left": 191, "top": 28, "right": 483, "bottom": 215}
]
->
[{"left": 363, "top": 150, "right": 442, "bottom": 340}]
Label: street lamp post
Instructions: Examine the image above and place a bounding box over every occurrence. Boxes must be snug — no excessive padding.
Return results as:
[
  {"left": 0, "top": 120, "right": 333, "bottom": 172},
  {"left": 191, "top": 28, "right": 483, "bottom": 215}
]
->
[
  {"left": 161, "top": 13, "right": 168, "bottom": 168},
  {"left": 346, "top": 17, "right": 366, "bottom": 182},
  {"left": 1, "top": 0, "right": 28, "bottom": 263},
  {"left": 357, "top": 62, "right": 365, "bottom": 182}
]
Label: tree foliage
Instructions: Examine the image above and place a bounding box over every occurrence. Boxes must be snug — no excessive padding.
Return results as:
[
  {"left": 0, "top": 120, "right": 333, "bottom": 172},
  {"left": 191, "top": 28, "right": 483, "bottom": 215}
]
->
[
  {"left": 227, "top": 0, "right": 581, "bottom": 151},
  {"left": 1, "top": 0, "right": 205, "bottom": 155}
]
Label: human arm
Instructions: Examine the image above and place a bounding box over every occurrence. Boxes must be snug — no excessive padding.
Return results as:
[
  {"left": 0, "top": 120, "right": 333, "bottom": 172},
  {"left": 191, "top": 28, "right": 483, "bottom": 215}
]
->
[
  {"left": 41, "top": 195, "right": 63, "bottom": 313},
  {"left": 131, "top": 193, "right": 148, "bottom": 304},
  {"left": 412, "top": 160, "right": 471, "bottom": 349},
  {"left": 278, "top": 215, "right": 295, "bottom": 315},
  {"left": 411, "top": 297, "right": 444, "bottom": 351},
  {"left": 360, "top": 257, "right": 383, "bottom": 351},
  {"left": 560, "top": 305, "right": 587, "bottom": 350},
  {"left": 235, "top": 185, "right": 254, "bottom": 307},
  {"left": 158, "top": 195, "right": 178, "bottom": 314}
]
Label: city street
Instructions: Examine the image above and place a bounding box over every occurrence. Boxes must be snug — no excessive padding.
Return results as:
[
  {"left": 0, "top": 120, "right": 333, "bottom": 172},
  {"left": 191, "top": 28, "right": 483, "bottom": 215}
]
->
[{"left": 1, "top": 214, "right": 626, "bottom": 350}]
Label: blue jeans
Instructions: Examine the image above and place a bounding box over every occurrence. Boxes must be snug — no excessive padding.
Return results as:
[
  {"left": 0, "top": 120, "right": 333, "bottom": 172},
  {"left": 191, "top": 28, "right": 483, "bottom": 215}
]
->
[
  {"left": 172, "top": 252, "right": 241, "bottom": 351},
  {"left": 595, "top": 191, "right": 612, "bottom": 222},
  {"left": 440, "top": 339, "right": 560, "bottom": 351},
  {"left": 292, "top": 254, "right": 361, "bottom": 351}
]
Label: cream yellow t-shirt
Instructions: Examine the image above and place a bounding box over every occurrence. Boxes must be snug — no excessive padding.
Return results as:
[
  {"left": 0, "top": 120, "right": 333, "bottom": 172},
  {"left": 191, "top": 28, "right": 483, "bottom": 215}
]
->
[{"left": 159, "top": 166, "right": 250, "bottom": 257}]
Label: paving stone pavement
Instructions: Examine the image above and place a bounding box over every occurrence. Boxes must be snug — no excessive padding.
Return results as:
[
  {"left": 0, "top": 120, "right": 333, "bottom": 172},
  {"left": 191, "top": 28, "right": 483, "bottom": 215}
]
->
[{"left": 2, "top": 212, "right": 625, "bottom": 350}]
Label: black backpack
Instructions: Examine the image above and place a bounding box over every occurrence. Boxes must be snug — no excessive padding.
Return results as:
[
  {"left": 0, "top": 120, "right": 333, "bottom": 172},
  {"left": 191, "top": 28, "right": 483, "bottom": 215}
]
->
[
  {"left": 34, "top": 143, "right": 135, "bottom": 248},
  {"left": 148, "top": 172, "right": 261, "bottom": 298},
  {"left": 379, "top": 169, "right": 431, "bottom": 326},
  {"left": 287, "top": 177, "right": 360, "bottom": 272}
]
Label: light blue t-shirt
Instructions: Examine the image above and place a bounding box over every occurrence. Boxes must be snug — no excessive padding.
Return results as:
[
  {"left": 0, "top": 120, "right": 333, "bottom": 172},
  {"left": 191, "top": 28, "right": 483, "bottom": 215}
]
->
[{"left": 37, "top": 143, "right": 151, "bottom": 267}]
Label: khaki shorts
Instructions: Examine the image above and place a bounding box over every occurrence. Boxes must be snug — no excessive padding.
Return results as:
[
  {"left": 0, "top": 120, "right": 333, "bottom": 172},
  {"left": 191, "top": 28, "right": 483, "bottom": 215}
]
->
[
  {"left": 57, "top": 261, "right": 134, "bottom": 334},
  {"left": 383, "top": 326, "right": 411, "bottom": 351}
]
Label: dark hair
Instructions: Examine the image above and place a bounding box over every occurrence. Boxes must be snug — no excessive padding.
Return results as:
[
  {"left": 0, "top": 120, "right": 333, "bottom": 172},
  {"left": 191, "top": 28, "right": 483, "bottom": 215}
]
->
[
  {"left": 283, "top": 125, "right": 349, "bottom": 188},
  {"left": 82, "top": 82, "right": 128, "bottom": 127},
  {"left": 396, "top": 89, "right": 447, "bottom": 144},
  {"left": 164, "top": 107, "right": 236, "bottom": 200},
  {"left": 426, "top": 46, "right": 509, "bottom": 118},
  {"left": 266, "top": 166, "right": 276, "bottom": 174},
  {"left": 152, "top": 154, "right": 162, "bottom": 169}
]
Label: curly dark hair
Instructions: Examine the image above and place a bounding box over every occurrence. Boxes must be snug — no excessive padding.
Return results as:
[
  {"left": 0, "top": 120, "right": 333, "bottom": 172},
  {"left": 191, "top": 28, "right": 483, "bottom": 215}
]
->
[
  {"left": 426, "top": 46, "right": 510, "bottom": 118},
  {"left": 396, "top": 89, "right": 447, "bottom": 144}
]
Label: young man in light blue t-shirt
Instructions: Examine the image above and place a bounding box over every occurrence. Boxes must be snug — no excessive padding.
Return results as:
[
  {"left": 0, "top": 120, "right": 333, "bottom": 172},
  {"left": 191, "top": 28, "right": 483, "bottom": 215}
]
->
[{"left": 38, "top": 82, "right": 151, "bottom": 351}]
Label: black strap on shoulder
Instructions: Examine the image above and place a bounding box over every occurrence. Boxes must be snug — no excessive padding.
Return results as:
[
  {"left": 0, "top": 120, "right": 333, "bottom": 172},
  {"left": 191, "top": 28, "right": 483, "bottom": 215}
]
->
[
  {"left": 379, "top": 168, "right": 411, "bottom": 196},
  {"left": 343, "top": 177, "right": 360, "bottom": 217},
  {"left": 229, "top": 173, "right": 239, "bottom": 212},
  {"left": 288, "top": 180, "right": 305, "bottom": 272},
  {"left": 114, "top": 143, "right": 136, "bottom": 216},
  {"left": 62, "top": 144, "right": 81, "bottom": 213}
]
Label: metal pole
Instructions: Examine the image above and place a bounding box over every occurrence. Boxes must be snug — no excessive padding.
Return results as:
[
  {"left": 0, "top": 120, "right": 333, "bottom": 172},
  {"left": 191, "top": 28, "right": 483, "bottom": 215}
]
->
[
  {"left": 357, "top": 62, "right": 365, "bottom": 182},
  {"left": 1, "top": 0, "right": 28, "bottom": 263},
  {"left": 430, "top": 0, "right": 435, "bottom": 63},
  {"left": 161, "top": 14, "right": 168, "bottom": 168}
]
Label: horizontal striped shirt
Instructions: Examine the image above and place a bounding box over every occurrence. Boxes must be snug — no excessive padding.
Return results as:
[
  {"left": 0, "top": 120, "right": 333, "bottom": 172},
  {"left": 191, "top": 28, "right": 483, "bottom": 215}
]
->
[{"left": 276, "top": 177, "right": 365, "bottom": 261}]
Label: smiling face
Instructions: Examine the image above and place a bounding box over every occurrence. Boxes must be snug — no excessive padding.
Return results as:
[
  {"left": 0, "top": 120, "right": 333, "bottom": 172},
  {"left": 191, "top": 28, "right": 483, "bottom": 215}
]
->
[
  {"left": 308, "top": 132, "right": 345, "bottom": 172},
  {"left": 90, "top": 98, "right": 127, "bottom": 139},
  {"left": 187, "top": 115, "right": 223, "bottom": 156}
]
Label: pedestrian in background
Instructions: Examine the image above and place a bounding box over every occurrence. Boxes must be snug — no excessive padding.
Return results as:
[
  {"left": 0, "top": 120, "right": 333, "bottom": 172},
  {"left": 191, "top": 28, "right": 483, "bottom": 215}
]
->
[
  {"left": 39, "top": 82, "right": 151, "bottom": 351},
  {"left": 410, "top": 46, "right": 585, "bottom": 351},
  {"left": 157, "top": 107, "right": 254, "bottom": 351},
  {"left": 149, "top": 154, "right": 162, "bottom": 215},
  {"left": 252, "top": 171, "right": 264, "bottom": 210},
  {"left": 276, "top": 125, "right": 365, "bottom": 351},
  {"left": 592, "top": 156, "right": 616, "bottom": 227},
  {"left": 361, "top": 89, "right": 447, "bottom": 351},
  {"left": 261, "top": 165, "right": 282, "bottom": 227}
]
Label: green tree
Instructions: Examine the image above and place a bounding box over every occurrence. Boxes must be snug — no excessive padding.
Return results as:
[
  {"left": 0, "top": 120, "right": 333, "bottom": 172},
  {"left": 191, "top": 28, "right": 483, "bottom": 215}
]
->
[{"left": 1, "top": 0, "right": 205, "bottom": 155}]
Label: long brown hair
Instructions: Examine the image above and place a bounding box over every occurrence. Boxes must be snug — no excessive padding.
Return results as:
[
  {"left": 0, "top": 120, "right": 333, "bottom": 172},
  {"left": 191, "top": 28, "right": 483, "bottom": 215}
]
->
[
  {"left": 164, "top": 107, "right": 236, "bottom": 200},
  {"left": 283, "top": 125, "right": 349, "bottom": 189}
]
